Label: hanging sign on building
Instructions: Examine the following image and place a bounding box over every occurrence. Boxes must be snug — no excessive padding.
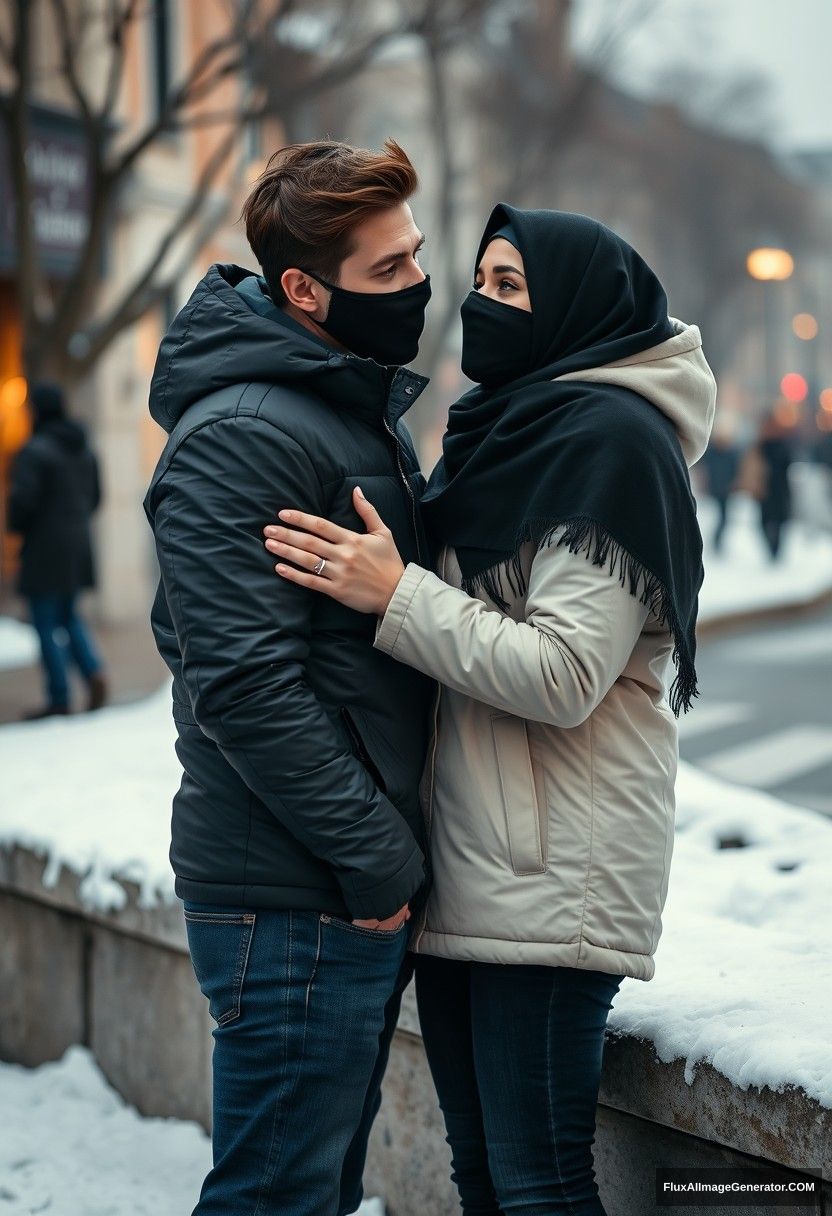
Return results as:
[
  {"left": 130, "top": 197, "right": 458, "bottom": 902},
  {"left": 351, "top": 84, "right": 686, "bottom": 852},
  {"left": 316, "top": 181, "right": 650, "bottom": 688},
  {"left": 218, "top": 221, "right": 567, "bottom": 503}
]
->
[{"left": 0, "top": 104, "right": 91, "bottom": 279}]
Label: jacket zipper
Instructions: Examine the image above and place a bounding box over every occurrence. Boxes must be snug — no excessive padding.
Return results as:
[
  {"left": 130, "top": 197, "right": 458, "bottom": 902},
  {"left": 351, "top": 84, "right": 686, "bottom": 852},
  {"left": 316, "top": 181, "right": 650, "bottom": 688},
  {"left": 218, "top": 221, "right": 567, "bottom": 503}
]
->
[
  {"left": 412, "top": 546, "right": 446, "bottom": 953},
  {"left": 383, "top": 415, "right": 423, "bottom": 565}
]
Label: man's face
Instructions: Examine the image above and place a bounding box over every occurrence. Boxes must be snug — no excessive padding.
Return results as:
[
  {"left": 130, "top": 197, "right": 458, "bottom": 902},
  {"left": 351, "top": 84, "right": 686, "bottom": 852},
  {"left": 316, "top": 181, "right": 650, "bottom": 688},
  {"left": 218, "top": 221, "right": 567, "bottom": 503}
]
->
[{"left": 336, "top": 203, "right": 426, "bottom": 293}]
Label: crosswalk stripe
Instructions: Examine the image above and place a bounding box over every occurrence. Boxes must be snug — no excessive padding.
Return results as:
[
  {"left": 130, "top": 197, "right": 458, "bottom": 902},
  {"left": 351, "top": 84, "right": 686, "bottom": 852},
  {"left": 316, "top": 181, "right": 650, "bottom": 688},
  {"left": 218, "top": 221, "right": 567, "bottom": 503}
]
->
[
  {"left": 698, "top": 726, "right": 832, "bottom": 789},
  {"left": 678, "top": 702, "right": 754, "bottom": 740},
  {"left": 725, "top": 622, "right": 832, "bottom": 666}
]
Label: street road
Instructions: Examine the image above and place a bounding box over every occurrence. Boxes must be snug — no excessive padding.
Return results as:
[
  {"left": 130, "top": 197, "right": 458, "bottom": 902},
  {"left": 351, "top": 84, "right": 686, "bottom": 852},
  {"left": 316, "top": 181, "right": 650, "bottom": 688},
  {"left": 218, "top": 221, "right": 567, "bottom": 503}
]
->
[{"left": 681, "top": 601, "right": 832, "bottom": 818}]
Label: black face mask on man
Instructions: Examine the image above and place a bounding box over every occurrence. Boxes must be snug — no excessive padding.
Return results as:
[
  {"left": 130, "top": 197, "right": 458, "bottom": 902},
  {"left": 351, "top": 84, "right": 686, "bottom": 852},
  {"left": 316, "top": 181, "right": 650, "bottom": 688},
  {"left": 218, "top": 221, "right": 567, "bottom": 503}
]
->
[
  {"left": 460, "top": 289, "right": 534, "bottom": 389},
  {"left": 303, "top": 270, "right": 432, "bottom": 367}
]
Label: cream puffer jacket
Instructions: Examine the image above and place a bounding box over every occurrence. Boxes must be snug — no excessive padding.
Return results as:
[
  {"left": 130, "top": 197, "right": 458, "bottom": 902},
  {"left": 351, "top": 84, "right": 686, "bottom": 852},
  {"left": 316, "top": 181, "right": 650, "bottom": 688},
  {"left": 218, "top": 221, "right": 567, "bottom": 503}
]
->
[{"left": 374, "top": 319, "right": 716, "bottom": 982}]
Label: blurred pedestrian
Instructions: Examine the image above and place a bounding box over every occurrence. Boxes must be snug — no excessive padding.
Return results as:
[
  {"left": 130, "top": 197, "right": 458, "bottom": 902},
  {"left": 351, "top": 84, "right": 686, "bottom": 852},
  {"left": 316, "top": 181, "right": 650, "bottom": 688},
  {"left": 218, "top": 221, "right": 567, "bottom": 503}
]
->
[
  {"left": 8, "top": 383, "right": 107, "bottom": 719},
  {"left": 757, "top": 409, "right": 793, "bottom": 560},
  {"left": 701, "top": 427, "right": 740, "bottom": 552}
]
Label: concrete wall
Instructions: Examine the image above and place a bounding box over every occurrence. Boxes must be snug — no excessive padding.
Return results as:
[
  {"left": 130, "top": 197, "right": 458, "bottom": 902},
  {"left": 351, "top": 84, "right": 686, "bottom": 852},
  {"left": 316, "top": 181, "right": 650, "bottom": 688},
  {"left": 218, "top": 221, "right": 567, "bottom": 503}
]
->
[{"left": 1, "top": 844, "right": 828, "bottom": 1216}]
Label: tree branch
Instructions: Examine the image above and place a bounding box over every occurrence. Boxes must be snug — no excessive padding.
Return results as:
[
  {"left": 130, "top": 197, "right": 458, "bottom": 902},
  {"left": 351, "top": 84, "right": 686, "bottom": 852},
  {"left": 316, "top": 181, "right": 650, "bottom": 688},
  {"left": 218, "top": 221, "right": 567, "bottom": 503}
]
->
[
  {"left": 49, "top": 0, "right": 96, "bottom": 127},
  {"left": 100, "top": 0, "right": 143, "bottom": 121},
  {"left": 75, "top": 126, "right": 240, "bottom": 371},
  {"left": 4, "top": 0, "right": 48, "bottom": 346}
]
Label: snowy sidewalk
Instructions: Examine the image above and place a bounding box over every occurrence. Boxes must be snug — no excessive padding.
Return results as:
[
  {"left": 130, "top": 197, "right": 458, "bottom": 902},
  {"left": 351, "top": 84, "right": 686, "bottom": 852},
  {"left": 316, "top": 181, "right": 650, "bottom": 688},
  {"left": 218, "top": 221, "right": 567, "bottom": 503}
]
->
[
  {"left": 0, "top": 1047, "right": 384, "bottom": 1216},
  {"left": 0, "top": 616, "right": 38, "bottom": 672},
  {"left": 698, "top": 494, "right": 832, "bottom": 624}
]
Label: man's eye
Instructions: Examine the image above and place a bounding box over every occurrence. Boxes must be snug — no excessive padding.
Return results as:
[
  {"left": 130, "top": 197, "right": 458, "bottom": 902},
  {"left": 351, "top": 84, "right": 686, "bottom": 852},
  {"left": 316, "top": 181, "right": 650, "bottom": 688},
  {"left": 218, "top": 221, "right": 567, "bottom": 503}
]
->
[{"left": 378, "top": 265, "right": 397, "bottom": 279}]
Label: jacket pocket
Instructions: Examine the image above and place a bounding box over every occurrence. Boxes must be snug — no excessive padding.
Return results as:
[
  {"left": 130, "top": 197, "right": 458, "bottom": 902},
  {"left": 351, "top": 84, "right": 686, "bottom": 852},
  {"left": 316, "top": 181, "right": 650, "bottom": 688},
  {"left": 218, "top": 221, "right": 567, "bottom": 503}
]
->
[
  {"left": 491, "top": 713, "right": 546, "bottom": 876},
  {"left": 340, "top": 706, "right": 389, "bottom": 796},
  {"left": 183, "top": 910, "right": 256, "bottom": 1026}
]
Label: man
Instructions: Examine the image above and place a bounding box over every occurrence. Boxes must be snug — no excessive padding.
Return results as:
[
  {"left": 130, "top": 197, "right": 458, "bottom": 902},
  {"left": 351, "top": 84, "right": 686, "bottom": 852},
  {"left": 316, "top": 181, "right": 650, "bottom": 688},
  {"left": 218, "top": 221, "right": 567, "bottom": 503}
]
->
[
  {"left": 9, "top": 382, "right": 108, "bottom": 719},
  {"left": 143, "top": 140, "right": 435, "bottom": 1215}
]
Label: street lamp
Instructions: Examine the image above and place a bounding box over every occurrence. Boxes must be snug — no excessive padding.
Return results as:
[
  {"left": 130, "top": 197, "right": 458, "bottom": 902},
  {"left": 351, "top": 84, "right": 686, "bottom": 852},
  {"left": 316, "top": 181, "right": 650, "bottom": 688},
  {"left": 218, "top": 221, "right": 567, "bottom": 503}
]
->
[{"left": 746, "top": 246, "right": 794, "bottom": 412}]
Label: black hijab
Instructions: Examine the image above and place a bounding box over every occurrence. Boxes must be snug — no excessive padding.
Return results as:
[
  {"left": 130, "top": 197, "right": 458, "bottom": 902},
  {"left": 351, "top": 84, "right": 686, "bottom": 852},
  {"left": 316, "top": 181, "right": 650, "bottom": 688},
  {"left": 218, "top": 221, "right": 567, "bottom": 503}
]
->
[{"left": 420, "top": 203, "right": 704, "bottom": 715}]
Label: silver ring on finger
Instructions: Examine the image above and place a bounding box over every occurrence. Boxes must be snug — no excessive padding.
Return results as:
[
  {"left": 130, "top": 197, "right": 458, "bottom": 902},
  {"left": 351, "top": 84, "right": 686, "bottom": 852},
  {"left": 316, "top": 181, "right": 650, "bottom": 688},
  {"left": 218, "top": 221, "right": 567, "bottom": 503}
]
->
[{"left": 313, "top": 556, "right": 327, "bottom": 577}]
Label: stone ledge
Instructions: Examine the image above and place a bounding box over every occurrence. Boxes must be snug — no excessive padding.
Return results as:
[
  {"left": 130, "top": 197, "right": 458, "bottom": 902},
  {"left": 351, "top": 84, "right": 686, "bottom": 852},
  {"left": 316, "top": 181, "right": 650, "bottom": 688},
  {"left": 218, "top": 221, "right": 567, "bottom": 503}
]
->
[
  {"left": 600, "top": 1032, "right": 830, "bottom": 1178},
  {"left": 1, "top": 841, "right": 827, "bottom": 1201}
]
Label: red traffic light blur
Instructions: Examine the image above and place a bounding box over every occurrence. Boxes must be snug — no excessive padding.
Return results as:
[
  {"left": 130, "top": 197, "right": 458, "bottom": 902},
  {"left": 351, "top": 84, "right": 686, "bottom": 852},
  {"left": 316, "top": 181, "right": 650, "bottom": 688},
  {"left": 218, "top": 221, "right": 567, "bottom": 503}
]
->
[{"left": 780, "top": 373, "right": 809, "bottom": 403}]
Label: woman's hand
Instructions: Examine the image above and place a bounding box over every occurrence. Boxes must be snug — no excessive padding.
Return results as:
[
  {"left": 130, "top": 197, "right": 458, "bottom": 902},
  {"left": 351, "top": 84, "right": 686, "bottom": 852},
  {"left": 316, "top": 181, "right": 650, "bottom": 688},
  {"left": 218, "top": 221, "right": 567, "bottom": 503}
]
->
[{"left": 264, "top": 486, "right": 406, "bottom": 615}]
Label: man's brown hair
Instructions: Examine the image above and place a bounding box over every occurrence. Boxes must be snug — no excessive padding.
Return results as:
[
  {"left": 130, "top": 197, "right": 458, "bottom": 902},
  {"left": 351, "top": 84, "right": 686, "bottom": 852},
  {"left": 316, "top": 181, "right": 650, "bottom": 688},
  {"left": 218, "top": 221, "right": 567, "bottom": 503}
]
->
[{"left": 241, "top": 139, "right": 419, "bottom": 306}]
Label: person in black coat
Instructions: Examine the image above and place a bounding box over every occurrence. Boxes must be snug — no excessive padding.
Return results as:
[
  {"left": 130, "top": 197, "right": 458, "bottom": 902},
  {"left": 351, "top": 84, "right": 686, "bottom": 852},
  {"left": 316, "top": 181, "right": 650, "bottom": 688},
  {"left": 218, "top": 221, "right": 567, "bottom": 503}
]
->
[
  {"left": 143, "top": 139, "right": 436, "bottom": 1213},
  {"left": 758, "top": 410, "right": 793, "bottom": 560},
  {"left": 702, "top": 435, "right": 739, "bottom": 552},
  {"left": 8, "top": 382, "right": 107, "bottom": 718}
]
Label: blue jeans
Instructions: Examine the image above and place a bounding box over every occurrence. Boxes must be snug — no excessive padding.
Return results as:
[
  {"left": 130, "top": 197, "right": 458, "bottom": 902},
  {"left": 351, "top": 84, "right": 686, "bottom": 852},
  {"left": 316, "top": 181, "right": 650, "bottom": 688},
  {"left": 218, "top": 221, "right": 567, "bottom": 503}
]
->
[
  {"left": 415, "top": 955, "right": 624, "bottom": 1215},
  {"left": 28, "top": 593, "right": 103, "bottom": 707},
  {"left": 182, "top": 902, "right": 412, "bottom": 1216}
]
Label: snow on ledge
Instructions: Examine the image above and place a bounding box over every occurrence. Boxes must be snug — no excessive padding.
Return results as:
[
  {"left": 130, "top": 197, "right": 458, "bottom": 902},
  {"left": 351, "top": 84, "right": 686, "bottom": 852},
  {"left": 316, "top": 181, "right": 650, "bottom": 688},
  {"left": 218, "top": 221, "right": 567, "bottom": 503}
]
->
[
  {"left": 610, "top": 761, "right": 832, "bottom": 1109},
  {"left": 1, "top": 681, "right": 830, "bottom": 1109}
]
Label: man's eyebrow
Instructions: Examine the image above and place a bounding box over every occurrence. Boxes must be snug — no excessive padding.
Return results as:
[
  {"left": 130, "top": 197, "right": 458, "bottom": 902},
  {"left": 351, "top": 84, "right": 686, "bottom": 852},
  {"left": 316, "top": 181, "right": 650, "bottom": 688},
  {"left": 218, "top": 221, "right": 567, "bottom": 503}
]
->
[
  {"left": 475, "top": 262, "right": 526, "bottom": 279},
  {"left": 368, "top": 232, "right": 425, "bottom": 273}
]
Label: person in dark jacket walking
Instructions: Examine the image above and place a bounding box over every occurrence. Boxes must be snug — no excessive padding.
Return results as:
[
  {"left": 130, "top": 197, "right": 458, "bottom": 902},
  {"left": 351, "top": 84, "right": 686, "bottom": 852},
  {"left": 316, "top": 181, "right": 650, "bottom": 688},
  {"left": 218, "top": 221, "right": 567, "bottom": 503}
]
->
[
  {"left": 143, "top": 140, "right": 435, "bottom": 1216},
  {"left": 8, "top": 383, "right": 107, "bottom": 719},
  {"left": 702, "top": 432, "right": 739, "bottom": 553},
  {"left": 757, "top": 409, "right": 793, "bottom": 560}
]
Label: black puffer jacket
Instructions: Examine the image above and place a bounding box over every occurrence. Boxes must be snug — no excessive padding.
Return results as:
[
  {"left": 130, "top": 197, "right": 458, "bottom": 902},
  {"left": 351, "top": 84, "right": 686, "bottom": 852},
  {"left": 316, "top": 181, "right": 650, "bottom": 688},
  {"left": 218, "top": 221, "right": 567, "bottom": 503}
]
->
[
  {"left": 144, "top": 265, "right": 435, "bottom": 920},
  {"left": 8, "top": 417, "right": 100, "bottom": 597}
]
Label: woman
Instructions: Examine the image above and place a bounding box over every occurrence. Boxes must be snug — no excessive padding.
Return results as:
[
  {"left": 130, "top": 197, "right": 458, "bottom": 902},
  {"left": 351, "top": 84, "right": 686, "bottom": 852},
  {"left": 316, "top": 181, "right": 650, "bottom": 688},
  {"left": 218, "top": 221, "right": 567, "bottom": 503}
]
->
[{"left": 263, "top": 204, "right": 716, "bottom": 1215}]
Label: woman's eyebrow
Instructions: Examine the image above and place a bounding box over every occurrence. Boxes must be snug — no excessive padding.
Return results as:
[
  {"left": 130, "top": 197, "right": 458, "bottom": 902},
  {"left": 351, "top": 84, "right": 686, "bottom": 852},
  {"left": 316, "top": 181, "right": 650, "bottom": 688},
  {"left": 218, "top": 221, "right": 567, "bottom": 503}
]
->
[{"left": 475, "top": 262, "right": 526, "bottom": 279}]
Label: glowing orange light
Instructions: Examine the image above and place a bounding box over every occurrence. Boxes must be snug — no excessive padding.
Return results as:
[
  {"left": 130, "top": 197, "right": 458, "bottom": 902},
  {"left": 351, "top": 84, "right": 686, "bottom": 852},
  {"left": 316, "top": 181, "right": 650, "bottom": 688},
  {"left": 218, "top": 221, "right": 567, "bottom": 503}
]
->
[
  {"left": 819, "top": 388, "right": 832, "bottom": 414},
  {"left": 780, "top": 373, "right": 808, "bottom": 402},
  {"left": 0, "top": 376, "right": 27, "bottom": 411},
  {"left": 817, "top": 410, "right": 832, "bottom": 432},
  {"left": 746, "top": 247, "right": 794, "bottom": 281},
  {"left": 0, "top": 376, "right": 30, "bottom": 454},
  {"left": 792, "top": 312, "right": 819, "bottom": 340}
]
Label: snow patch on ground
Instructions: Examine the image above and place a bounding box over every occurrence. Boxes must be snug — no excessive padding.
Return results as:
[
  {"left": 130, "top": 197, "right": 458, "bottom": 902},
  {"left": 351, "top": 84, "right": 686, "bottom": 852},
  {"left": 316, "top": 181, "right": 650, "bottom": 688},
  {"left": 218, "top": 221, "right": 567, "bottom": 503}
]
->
[
  {"left": 698, "top": 494, "right": 832, "bottom": 622},
  {"left": 0, "top": 683, "right": 830, "bottom": 1107},
  {"left": 0, "top": 1047, "right": 384, "bottom": 1215},
  {"left": 0, "top": 616, "right": 38, "bottom": 672}
]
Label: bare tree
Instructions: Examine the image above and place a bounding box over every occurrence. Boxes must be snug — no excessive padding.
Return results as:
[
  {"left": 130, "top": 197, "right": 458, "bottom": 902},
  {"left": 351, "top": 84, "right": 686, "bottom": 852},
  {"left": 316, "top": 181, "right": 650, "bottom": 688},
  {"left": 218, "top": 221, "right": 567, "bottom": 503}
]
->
[{"left": 0, "top": 0, "right": 482, "bottom": 387}]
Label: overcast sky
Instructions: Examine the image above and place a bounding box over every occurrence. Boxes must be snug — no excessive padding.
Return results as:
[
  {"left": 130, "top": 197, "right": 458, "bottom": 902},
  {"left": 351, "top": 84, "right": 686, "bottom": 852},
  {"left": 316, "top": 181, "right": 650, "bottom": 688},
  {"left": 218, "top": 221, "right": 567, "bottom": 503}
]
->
[{"left": 572, "top": 0, "right": 832, "bottom": 150}]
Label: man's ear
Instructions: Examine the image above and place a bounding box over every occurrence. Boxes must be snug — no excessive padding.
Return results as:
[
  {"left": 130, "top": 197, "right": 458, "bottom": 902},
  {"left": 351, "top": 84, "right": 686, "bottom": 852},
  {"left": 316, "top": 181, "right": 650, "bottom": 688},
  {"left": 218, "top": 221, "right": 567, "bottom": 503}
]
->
[{"left": 281, "top": 268, "right": 329, "bottom": 319}]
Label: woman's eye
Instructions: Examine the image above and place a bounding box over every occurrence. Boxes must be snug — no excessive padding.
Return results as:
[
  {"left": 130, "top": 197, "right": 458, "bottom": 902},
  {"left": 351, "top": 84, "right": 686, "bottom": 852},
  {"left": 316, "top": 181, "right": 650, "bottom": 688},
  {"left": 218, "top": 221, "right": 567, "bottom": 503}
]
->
[
  {"left": 498, "top": 279, "right": 518, "bottom": 292},
  {"left": 473, "top": 281, "right": 483, "bottom": 291}
]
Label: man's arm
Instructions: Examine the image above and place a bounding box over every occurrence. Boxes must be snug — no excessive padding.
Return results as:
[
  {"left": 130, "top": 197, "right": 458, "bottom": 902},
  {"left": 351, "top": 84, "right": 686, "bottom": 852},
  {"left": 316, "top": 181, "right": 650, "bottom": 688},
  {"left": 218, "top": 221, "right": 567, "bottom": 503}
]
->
[
  {"left": 8, "top": 445, "right": 44, "bottom": 533},
  {"left": 149, "top": 415, "right": 425, "bottom": 920}
]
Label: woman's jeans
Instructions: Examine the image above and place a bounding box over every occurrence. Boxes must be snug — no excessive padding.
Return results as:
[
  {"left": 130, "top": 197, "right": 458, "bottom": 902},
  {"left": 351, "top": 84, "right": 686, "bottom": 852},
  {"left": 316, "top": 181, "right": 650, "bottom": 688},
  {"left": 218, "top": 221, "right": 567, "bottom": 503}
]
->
[
  {"left": 415, "top": 955, "right": 624, "bottom": 1216},
  {"left": 182, "top": 902, "right": 412, "bottom": 1216},
  {"left": 28, "top": 593, "right": 103, "bottom": 707}
]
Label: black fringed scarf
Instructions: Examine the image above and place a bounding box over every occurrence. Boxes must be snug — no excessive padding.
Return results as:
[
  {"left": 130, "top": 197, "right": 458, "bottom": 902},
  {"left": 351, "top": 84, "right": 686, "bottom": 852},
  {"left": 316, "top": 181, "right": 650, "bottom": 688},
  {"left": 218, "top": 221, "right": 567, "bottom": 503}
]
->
[{"left": 420, "top": 204, "right": 705, "bottom": 716}]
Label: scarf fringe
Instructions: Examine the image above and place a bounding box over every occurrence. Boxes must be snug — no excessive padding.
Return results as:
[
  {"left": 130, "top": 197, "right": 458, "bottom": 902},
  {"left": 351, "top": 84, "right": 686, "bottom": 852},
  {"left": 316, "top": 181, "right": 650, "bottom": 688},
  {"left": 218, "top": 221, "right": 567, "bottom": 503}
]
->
[{"left": 459, "top": 515, "right": 699, "bottom": 717}]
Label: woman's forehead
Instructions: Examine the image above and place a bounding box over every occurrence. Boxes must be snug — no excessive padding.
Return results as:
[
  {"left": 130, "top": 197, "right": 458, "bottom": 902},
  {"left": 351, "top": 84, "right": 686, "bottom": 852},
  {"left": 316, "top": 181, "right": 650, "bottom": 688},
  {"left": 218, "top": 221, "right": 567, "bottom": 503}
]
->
[{"left": 477, "top": 237, "right": 526, "bottom": 272}]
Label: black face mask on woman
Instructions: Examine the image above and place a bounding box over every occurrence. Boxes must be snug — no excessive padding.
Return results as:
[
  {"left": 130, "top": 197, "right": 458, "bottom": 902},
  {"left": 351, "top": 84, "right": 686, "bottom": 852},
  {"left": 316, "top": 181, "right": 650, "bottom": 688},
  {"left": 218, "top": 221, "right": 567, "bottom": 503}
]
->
[
  {"left": 303, "top": 271, "right": 432, "bottom": 367},
  {"left": 460, "top": 289, "right": 534, "bottom": 388}
]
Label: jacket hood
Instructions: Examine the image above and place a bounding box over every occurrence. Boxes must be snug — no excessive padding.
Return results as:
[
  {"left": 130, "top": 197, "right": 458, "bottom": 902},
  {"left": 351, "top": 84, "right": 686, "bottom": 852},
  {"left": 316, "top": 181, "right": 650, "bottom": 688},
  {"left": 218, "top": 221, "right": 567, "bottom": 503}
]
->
[
  {"left": 37, "top": 415, "right": 88, "bottom": 453},
  {"left": 553, "top": 316, "right": 717, "bottom": 466},
  {"left": 149, "top": 263, "right": 427, "bottom": 434}
]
